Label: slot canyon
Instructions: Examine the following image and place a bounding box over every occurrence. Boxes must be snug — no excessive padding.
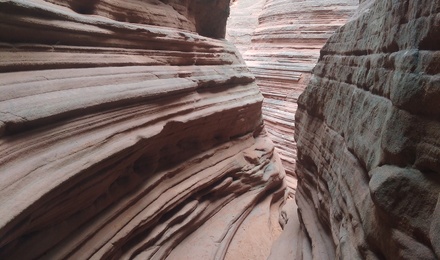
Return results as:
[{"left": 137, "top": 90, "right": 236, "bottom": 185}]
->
[{"left": 0, "top": 0, "right": 439, "bottom": 259}]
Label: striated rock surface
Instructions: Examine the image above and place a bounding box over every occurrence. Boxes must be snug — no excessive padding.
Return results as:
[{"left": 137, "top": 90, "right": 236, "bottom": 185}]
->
[
  {"left": 295, "top": 0, "right": 440, "bottom": 258},
  {"left": 227, "top": 0, "right": 358, "bottom": 177},
  {"left": 0, "top": 1, "right": 288, "bottom": 259}
]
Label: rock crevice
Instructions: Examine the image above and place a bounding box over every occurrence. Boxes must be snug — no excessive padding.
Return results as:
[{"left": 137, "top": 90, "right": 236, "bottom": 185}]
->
[{"left": 227, "top": 0, "right": 358, "bottom": 177}]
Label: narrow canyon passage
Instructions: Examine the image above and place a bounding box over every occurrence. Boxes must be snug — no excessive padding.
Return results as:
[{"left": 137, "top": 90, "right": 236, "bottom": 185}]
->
[
  {"left": 227, "top": 0, "right": 358, "bottom": 178},
  {"left": 0, "top": 0, "right": 439, "bottom": 259},
  {"left": 225, "top": 0, "right": 359, "bottom": 257}
]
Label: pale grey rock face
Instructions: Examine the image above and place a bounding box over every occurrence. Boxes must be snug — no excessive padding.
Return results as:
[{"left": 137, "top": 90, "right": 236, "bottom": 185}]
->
[{"left": 295, "top": 0, "right": 440, "bottom": 259}]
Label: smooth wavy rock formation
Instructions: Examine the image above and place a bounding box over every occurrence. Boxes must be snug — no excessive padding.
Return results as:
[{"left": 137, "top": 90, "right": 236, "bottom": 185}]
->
[
  {"left": 0, "top": 1, "right": 289, "bottom": 259},
  {"left": 227, "top": 0, "right": 358, "bottom": 178},
  {"left": 295, "top": 0, "right": 440, "bottom": 258}
]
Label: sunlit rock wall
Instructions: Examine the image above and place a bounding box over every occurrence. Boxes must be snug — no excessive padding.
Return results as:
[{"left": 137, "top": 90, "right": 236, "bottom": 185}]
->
[
  {"left": 0, "top": 1, "right": 287, "bottom": 259},
  {"left": 226, "top": 0, "right": 266, "bottom": 55},
  {"left": 295, "top": 0, "right": 440, "bottom": 258},
  {"left": 227, "top": 0, "right": 358, "bottom": 178}
]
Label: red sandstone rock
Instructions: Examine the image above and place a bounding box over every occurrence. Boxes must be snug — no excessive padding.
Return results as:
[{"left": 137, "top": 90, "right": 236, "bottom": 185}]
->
[
  {"left": 295, "top": 0, "right": 440, "bottom": 258},
  {"left": 227, "top": 0, "right": 358, "bottom": 179},
  {"left": 0, "top": 1, "right": 287, "bottom": 259}
]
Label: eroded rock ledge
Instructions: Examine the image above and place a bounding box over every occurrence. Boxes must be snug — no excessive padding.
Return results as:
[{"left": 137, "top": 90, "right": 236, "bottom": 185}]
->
[
  {"left": 0, "top": 1, "right": 288, "bottom": 259},
  {"left": 295, "top": 0, "right": 440, "bottom": 258}
]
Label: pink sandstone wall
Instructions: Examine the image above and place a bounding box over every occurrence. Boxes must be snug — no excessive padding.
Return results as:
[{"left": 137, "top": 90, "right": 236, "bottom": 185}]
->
[{"left": 0, "top": 1, "right": 290, "bottom": 259}]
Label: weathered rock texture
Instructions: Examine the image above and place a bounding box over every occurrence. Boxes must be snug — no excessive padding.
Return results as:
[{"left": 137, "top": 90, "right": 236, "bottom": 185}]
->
[
  {"left": 296, "top": 0, "right": 440, "bottom": 258},
  {"left": 227, "top": 0, "right": 358, "bottom": 177},
  {"left": 0, "top": 1, "right": 289, "bottom": 259},
  {"left": 226, "top": 0, "right": 266, "bottom": 55}
]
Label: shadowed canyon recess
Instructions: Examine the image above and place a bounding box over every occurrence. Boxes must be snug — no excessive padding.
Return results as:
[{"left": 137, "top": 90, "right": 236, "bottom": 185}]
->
[{"left": 0, "top": 0, "right": 439, "bottom": 259}]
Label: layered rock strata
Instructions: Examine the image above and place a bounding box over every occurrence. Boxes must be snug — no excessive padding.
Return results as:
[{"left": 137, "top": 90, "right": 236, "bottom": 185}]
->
[
  {"left": 227, "top": 0, "right": 358, "bottom": 177},
  {"left": 296, "top": 0, "right": 440, "bottom": 258},
  {"left": 0, "top": 1, "right": 288, "bottom": 259}
]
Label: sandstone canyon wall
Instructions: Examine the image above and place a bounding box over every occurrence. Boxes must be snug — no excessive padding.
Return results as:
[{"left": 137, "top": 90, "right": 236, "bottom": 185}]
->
[
  {"left": 295, "top": 0, "right": 440, "bottom": 259},
  {"left": 0, "top": 1, "right": 289, "bottom": 259},
  {"left": 227, "top": 0, "right": 358, "bottom": 178}
]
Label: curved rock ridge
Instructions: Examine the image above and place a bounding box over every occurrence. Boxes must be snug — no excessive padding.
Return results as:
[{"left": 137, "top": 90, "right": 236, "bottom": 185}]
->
[
  {"left": 42, "top": 0, "right": 231, "bottom": 38},
  {"left": 295, "top": 0, "right": 440, "bottom": 258},
  {"left": 227, "top": 0, "right": 358, "bottom": 178},
  {"left": 0, "top": 1, "right": 289, "bottom": 259}
]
